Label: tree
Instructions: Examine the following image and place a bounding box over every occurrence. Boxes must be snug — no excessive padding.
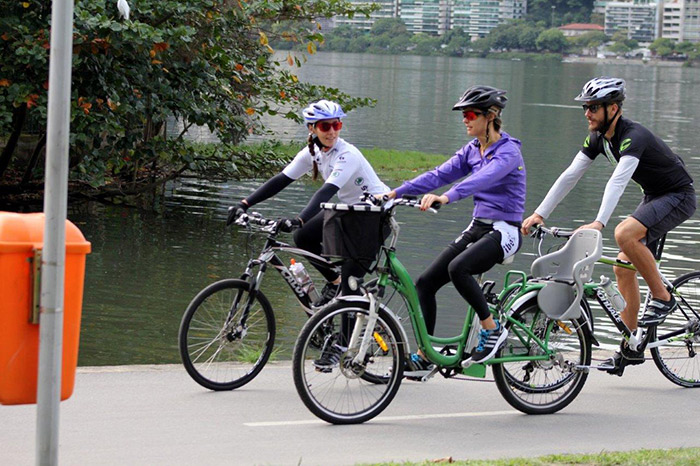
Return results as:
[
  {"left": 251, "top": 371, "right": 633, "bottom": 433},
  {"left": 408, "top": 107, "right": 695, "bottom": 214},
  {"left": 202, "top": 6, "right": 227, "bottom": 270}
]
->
[
  {"left": 0, "top": 0, "right": 376, "bottom": 199},
  {"left": 650, "top": 38, "right": 675, "bottom": 58},
  {"left": 526, "top": 0, "right": 595, "bottom": 25},
  {"left": 517, "top": 25, "right": 543, "bottom": 51},
  {"left": 489, "top": 24, "right": 521, "bottom": 50},
  {"left": 410, "top": 34, "right": 441, "bottom": 55},
  {"left": 608, "top": 41, "right": 631, "bottom": 55},
  {"left": 370, "top": 18, "right": 409, "bottom": 38},
  {"left": 536, "top": 28, "right": 568, "bottom": 52}
]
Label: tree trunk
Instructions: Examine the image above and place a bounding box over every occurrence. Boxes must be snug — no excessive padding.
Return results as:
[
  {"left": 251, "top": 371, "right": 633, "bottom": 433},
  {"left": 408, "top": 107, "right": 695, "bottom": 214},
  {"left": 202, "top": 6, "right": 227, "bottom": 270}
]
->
[
  {"left": 0, "top": 105, "right": 28, "bottom": 178},
  {"left": 21, "top": 133, "right": 47, "bottom": 186}
]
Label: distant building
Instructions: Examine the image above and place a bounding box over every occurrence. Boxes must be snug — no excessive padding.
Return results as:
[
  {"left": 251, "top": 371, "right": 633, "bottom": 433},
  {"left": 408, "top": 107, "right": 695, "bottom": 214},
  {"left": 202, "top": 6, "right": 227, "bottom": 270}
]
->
[
  {"left": 451, "top": 0, "right": 527, "bottom": 40},
  {"left": 334, "top": 0, "right": 527, "bottom": 37},
  {"left": 604, "top": 1, "right": 659, "bottom": 43},
  {"left": 661, "top": 0, "right": 700, "bottom": 43},
  {"left": 334, "top": 0, "right": 399, "bottom": 32},
  {"left": 400, "top": 0, "right": 451, "bottom": 35},
  {"left": 558, "top": 23, "right": 605, "bottom": 37}
]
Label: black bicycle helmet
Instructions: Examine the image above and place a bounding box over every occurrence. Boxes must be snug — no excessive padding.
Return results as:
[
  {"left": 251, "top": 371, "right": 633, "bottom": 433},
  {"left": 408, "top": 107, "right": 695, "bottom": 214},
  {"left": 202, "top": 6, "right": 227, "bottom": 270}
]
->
[
  {"left": 452, "top": 85, "right": 507, "bottom": 111},
  {"left": 575, "top": 77, "right": 626, "bottom": 103}
]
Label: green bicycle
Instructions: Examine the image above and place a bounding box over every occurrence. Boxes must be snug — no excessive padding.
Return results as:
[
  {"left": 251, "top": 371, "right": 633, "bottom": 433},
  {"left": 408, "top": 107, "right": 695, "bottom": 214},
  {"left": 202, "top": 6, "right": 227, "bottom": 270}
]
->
[{"left": 292, "top": 198, "right": 597, "bottom": 424}]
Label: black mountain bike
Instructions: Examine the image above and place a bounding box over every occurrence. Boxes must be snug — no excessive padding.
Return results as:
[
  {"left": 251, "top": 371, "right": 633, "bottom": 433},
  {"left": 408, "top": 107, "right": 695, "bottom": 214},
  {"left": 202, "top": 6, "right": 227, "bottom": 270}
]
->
[{"left": 178, "top": 212, "right": 341, "bottom": 390}]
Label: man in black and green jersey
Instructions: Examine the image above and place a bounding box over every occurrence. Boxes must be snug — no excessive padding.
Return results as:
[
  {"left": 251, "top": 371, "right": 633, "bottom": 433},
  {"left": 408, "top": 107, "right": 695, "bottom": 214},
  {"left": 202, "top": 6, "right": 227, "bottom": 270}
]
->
[{"left": 521, "top": 77, "right": 696, "bottom": 373}]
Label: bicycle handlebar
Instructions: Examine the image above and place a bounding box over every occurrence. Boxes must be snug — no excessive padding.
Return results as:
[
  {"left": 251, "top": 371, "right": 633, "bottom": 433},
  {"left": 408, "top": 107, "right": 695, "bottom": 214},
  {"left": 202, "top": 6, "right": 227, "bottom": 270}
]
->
[
  {"left": 532, "top": 224, "right": 575, "bottom": 239},
  {"left": 234, "top": 212, "right": 284, "bottom": 233},
  {"left": 358, "top": 192, "right": 441, "bottom": 213}
]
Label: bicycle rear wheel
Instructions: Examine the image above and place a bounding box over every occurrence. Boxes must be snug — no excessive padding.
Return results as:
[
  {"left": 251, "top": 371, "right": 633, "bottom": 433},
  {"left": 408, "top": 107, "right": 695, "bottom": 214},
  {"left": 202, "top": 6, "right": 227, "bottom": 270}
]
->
[
  {"left": 292, "top": 300, "right": 404, "bottom": 424},
  {"left": 650, "top": 271, "right": 700, "bottom": 387},
  {"left": 493, "top": 298, "right": 591, "bottom": 414},
  {"left": 179, "top": 279, "right": 275, "bottom": 390}
]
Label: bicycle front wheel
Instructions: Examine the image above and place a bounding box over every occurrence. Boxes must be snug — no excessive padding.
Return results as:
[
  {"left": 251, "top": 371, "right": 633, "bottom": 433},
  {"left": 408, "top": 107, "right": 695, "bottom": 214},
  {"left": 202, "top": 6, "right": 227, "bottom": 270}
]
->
[
  {"left": 650, "top": 271, "right": 700, "bottom": 387},
  {"left": 493, "top": 298, "right": 591, "bottom": 414},
  {"left": 292, "top": 300, "right": 404, "bottom": 424},
  {"left": 179, "top": 279, "right": 276, "bottom": 390}
]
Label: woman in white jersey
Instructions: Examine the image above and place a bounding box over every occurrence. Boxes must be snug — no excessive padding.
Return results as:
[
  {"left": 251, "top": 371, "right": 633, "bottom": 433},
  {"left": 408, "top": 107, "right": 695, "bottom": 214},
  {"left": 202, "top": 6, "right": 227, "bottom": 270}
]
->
[{"left": 227, "top": 100, "right": 389, "bottom": 306}]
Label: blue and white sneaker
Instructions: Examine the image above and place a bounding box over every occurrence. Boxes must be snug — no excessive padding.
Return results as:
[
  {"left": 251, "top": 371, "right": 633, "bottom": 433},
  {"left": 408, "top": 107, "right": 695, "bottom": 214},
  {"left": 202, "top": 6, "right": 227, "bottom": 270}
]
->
[{"left": 470, "top": 321, "right": 508, "bottom": 363}]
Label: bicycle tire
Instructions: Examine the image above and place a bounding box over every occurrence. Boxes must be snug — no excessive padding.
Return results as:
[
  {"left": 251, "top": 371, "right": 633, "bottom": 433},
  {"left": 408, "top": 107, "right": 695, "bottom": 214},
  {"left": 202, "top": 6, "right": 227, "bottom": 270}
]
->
[
  {"left": 292, "top": 300, "right": 404, "bottom": 424},
  {"left": 650, "top": 271, "right": 700, "bottom": 387},
  {"left": 493, "top": 298, "right": 592, "bottom": 414},
  {"left": 179, "top": 279, "right": 276, "bottom": 390}
]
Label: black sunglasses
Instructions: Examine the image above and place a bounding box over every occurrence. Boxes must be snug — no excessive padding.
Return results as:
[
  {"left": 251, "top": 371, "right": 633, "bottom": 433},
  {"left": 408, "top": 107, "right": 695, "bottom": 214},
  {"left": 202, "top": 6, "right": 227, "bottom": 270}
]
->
[{"left": 582, "top": 103, "right": 604, "bottom": 113}]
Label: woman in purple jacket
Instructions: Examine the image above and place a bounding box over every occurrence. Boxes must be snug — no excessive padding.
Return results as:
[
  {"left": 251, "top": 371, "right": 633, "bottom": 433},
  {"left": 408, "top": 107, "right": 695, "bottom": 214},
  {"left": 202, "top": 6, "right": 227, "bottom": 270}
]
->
[{"left": 384, "top": 85, "right": 527, "bottom": 377}]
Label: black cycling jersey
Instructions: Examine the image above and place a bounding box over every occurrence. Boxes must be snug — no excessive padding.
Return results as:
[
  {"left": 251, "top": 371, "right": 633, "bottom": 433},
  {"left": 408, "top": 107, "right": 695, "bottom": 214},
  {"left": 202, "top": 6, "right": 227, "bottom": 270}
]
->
[{"left": 581, "top": 116, "right": 693, "bottom": 196}]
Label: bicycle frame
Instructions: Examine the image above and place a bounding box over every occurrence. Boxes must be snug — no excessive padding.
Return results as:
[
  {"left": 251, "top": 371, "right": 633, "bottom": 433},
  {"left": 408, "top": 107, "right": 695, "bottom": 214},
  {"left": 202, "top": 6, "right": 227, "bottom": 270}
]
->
[
  {"left": 364, "top": 213, "right": 559, "bottom": 374},
  {"left": 532, "top": 228, "right": 698, "bottom": 360},
  {"left": 238, "top": 231, "right": 340, "bottom": 315},
  {"left": 585, "top": 254, "right": 685, "bottom": 350}
]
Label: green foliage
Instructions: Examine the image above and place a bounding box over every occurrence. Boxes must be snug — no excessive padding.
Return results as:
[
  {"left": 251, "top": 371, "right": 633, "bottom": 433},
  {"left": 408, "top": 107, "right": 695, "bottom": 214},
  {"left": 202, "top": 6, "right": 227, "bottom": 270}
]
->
[
  {"left": 0, "top": 0, "right": 376, "bottom": 195},
  {"left": 650, "top": 38, "right": 675, "bottom": 57},
  {"left": 371, "top": 18, "right": 409, "bottom": 38},
  {"left": 536, "top": 28, "right": 568, "bottom": 53},
  {"left": 201, "top": 140, "right": 447, "bottom": 181},
  {"left": 488, "top": 20, "right": 545, "bottom": 52},
  {"left": 365, "top": 447, "right": 700, "bottom": 465},
  {"left": 526, "top": 0, "right": 595, "bottom": 26}
]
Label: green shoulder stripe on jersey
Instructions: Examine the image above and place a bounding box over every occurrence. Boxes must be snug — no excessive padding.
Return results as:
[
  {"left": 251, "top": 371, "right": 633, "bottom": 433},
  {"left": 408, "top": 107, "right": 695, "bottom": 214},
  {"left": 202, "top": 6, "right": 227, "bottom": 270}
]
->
[
  {"left": 620, "top": 138, "right": 632, "bottom": 152},
  {"left": 583, "top": 135, "right": 590, "bottom": 148}
]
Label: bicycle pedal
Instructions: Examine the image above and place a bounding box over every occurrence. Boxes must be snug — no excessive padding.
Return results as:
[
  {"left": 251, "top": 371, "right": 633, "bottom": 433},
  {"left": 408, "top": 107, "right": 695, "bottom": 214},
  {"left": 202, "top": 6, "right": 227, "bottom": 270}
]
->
[
  {"left": 420, "top": 367, "right": 439, "bottom": 382},
  {"left": 571, "top": 364, "right": 591, "bottom": 373}
]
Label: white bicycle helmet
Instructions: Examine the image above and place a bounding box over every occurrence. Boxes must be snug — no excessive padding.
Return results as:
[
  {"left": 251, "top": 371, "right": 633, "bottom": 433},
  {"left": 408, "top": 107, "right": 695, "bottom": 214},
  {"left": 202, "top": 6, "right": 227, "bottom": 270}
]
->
[
  {"left": 575, "top": 77, "right": 626, "bottom": 103},
  {"left": 302, "top": 100, "right": 347, "bottom": 124}
]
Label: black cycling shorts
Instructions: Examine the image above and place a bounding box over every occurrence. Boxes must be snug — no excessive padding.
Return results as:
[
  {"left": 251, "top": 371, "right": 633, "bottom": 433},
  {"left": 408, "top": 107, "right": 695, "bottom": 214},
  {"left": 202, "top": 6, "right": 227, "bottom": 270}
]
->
[{"left": 631, "top": 184, "right": 696, "bottom": 249}]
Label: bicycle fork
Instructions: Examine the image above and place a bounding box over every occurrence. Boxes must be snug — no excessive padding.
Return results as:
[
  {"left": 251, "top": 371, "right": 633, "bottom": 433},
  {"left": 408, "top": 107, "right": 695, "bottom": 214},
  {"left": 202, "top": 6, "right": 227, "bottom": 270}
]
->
[{"left": 350, "top": 292, "right": 380, "bottom": 366}]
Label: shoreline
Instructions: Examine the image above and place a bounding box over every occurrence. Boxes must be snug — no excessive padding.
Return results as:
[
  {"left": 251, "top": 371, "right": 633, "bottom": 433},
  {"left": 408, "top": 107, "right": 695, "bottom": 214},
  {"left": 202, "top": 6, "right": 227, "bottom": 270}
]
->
[{"left": 562, "top": 55, "right": 686, "bottom": 67}]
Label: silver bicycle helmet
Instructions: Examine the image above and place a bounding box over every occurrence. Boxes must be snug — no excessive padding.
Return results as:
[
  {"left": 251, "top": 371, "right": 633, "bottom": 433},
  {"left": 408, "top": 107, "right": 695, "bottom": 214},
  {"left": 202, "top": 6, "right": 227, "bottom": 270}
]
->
[
  {"left": 302, "top": 100, "right": 347, "bottom": 124},
  {"left": 575, "top": 77, "right": 626, "bottom": 103},
  {"left": 452, "top": 85, "right": 507, "bottom": 111}
]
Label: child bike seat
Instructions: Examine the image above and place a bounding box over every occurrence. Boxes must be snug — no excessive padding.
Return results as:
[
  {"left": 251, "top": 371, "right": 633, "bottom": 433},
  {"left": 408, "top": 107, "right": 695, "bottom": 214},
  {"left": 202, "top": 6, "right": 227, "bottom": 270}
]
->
[{"left": 530, "top": 229, "right": 603, "bottom": 320}]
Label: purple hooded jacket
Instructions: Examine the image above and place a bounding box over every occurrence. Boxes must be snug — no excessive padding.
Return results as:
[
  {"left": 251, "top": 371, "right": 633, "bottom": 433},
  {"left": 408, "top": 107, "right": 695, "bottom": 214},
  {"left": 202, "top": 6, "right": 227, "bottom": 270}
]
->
[{"left": 394, "top": 131, "right": 526, "bottom": 223}]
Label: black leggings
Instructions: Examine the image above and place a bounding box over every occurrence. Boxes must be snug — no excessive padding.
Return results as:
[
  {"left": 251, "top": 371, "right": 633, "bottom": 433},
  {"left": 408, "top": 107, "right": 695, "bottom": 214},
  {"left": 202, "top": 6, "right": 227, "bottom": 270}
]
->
[
  {"left": 415, "top": 220, "right": 509, "bottom": 334},
  {"left": 293, "top": 211, "right": 365, "bottom": 294}
]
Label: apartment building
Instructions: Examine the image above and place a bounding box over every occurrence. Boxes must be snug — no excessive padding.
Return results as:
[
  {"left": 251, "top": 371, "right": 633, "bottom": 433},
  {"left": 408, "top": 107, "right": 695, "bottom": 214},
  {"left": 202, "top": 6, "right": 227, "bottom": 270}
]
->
[
  {"left": 604, "top": 1, "right": 660, "bottom": 42},
  {"left": 335, "top": 0, "right": 526, "bottom": 37},
  {"left": 334, "top": 0, "right": 399, "bottom": 32},
  {"left": 662, "top": 0, "right": 700, "bottom": 42}
]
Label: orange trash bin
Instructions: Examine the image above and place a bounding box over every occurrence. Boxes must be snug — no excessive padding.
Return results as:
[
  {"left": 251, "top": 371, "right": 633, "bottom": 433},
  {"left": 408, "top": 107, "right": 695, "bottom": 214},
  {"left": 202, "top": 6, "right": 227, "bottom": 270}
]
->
[{"left": 0, "top": 212, "right": 91, "bottom": 405}]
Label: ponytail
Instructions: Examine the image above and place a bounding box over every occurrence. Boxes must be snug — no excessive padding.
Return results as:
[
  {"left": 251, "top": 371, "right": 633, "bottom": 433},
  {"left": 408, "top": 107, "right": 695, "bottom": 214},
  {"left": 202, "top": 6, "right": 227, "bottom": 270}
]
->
[
  {"left": 485, "top": 106, "right": 503, "bottom": 144},
  {"left": 308, "top": 133, "right": 319, "bottom": 181}
]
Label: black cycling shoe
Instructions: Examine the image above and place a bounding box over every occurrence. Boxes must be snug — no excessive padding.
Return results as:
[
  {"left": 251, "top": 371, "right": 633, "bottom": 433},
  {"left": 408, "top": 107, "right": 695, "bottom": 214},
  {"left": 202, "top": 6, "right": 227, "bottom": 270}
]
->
[
  {"left": 313, "top": 282, "right": 340, "bottom": 308},
  {"left": 599, "top": 351, "right": 626, "bottom": 376},
  {"left": 599, "top": 341, "right": 645, "bottom": 376},
  {"left": 403, "top": 353, "right": 435, "bottom": 381},
  {"left": 313, "top": 343, "right": 347, "bottom": 373},
  {"left": 639, "top": 296, "right": 677, "bottom": 327}
]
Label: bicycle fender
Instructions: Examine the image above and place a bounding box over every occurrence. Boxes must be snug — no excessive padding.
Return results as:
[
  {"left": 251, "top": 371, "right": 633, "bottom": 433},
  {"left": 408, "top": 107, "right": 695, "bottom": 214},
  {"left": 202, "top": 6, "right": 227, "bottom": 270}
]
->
[
  {"left": 504, "top": 290, "right": 539, "bottom": 318},
  {"left": 506, "top": 291, "right": 598, "bottom": 346}
]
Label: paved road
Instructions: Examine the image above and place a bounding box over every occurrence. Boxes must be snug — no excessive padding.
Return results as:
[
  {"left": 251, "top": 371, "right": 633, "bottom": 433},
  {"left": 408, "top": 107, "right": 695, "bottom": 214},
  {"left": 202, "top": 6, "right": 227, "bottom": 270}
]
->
[{"left": 2, "top": 360, "right": 699, "bottom": 465}]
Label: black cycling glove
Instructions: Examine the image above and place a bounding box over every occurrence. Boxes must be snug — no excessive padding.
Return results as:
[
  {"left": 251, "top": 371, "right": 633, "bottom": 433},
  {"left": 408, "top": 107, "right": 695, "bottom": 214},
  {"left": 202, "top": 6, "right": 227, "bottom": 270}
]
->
[
  {"left": 277, "top": 217, "right": 302, "bottom": 233},
  {"left": 226, "top": 202, "right": 248, "bottom": 226}
]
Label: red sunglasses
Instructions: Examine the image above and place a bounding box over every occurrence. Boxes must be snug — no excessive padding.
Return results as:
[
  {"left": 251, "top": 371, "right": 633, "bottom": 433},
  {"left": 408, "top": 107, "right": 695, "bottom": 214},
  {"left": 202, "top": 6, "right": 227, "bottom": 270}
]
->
[
  {"left": 315, "top": 120, "right": 343, "bottom": 132},
  {"left": 462, "top": 110, "right": 486, "bottom": 121}
]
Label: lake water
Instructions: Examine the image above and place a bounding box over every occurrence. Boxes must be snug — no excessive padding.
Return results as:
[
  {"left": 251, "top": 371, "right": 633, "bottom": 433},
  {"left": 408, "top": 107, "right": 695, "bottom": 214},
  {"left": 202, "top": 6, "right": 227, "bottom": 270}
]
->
[{"left": 72, "top": 52, "right": 700, "bottom": 365}]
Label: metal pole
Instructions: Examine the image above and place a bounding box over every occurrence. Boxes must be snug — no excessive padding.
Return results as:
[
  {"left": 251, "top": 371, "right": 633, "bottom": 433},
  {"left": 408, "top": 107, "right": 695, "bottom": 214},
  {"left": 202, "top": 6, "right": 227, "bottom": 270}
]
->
[{"left": 37, "top": 0, "right": 75, "bottom": 463}]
